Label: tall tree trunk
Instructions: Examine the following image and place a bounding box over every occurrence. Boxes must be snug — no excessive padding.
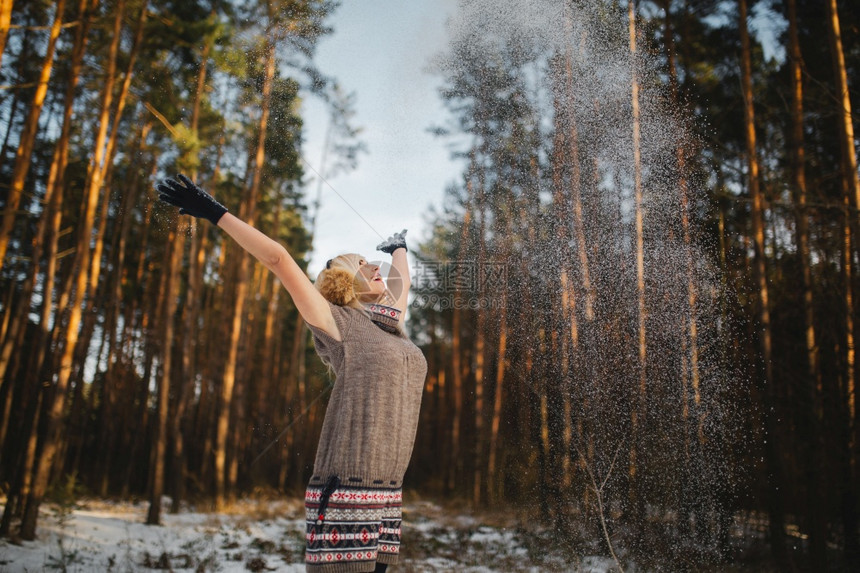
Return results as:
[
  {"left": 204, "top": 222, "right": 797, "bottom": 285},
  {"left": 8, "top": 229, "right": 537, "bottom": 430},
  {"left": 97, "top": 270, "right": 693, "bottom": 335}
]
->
[
  {"left": 18, "top": 0, "right": 122, "bottom": 541},
  {"left": 547, "top": 57, "right": 572, "bottom": 521},
  {"left": 0, "top": 0, "right": 14, "bottom": 69},
  {"left": 739, "top": 0, "right": 786, "bottom": 564},
  {"left": 0, "top": 388, "right": 42, "bottom": 536},
  {"left": 560, "top": 7, "right": 590, "bottom": 499},
  {"left": 448, "top": 206, "right": 471, "bottom": 493},
  {"left": 487, "top": 291, "right": 507, "bottom": 504},
  {"left": 662, "top": 0, "right": 702, "bottom": 406},
  {"left": 147, "top": 222, "right": 186, "bottom": 524},
  {"left": 0, "top": 0, "right": 65, "bottom": 273},
  {"left": 61, "top": 0, "right": 143, "bottom": 480},
  {"left": 486, "top": 201, "right": 514, "bottom": 505},
  {"left": 826, "top": 0, "right": 860, "bottom": 221},
  {"left": 118, "top": 183, "right": 156, "bottom": 497},
  {"left": 842, "top": 193, "right": 858, "bottom": 566},
  {"left": 784, "top": 0, "right": 827, "bottom": 563},
  {"left": 171, "top": 31, "right": 212, "bottom": 515},
  {"left": 664, "top": 0, "right": 715, "bottom": 543},
  {"left": 12, "top": 0, "right": 93, "bottom": 386},
  {"left": 628, "top": 1, "right": 647, "bottom": 531},
  {"left": 190, "top": 133, "right": 225, "bottom": 489},
  {"left": 95, "top": 126, "right": 147, "bottom": 494},
  {"left": 215, "top": 34, "right": 275, "bottom": 510},
  {"left": 472, "top": 169, "right": 487, "bottom": 506},
  {"left": 563, "top": 5, "right": 594, "bottom": 321},
  {"left": 826, "top": 0, "right": 860, "bottom": 561}
]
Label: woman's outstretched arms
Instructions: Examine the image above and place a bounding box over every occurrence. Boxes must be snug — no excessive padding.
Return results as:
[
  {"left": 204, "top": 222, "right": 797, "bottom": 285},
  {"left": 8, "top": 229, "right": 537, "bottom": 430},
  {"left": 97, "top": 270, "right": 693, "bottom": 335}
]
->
[{"left": 157, "top": 175, "right": 340, "bottom": 340}]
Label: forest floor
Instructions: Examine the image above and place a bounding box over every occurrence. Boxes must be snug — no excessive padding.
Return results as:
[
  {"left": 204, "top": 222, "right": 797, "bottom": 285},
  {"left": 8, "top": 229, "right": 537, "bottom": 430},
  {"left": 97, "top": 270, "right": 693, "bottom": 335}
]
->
[
  {"left": 0, "top": 494, "right": 613, "bottom": 572},
  {"left": 0, "top": 494, "right": 793, "bottom": 572}
]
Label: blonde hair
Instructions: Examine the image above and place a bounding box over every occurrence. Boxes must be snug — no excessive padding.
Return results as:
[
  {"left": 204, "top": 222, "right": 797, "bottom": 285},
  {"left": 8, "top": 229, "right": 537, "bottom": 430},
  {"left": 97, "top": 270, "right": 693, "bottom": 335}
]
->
[{"left": 316, "top": 253, "right": 396, "bottom": 309}]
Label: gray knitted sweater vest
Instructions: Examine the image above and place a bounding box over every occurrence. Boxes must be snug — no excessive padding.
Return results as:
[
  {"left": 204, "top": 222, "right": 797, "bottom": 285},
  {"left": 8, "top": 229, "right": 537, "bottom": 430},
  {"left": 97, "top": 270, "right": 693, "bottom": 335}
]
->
[{"left": 306, "top": 302, "right": 427, "bottom": 490}]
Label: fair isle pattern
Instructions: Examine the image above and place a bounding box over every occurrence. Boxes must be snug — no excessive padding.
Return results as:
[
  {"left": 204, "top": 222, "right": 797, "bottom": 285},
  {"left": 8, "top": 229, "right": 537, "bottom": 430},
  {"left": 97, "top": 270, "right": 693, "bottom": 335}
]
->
[
  {"left": 306, "top": 488, "right": 402, "bottom": 505},
  {"left": 305, "top": 482, "right": 402, "bottom": 572}
]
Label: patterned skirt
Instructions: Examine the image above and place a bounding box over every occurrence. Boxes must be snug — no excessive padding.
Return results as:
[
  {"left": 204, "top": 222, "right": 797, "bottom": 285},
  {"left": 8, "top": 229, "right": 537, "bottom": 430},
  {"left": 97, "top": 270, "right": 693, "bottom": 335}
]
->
[{"left": 305, "top": 476, "right": 402, "bottom": 572}]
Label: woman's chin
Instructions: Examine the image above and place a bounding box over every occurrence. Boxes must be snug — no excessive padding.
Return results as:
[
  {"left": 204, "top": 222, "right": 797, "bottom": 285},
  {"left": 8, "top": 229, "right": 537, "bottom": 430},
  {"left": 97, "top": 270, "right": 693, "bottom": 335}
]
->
[{"left": 358, "top": 291, "right": 384, "bottom": 304}]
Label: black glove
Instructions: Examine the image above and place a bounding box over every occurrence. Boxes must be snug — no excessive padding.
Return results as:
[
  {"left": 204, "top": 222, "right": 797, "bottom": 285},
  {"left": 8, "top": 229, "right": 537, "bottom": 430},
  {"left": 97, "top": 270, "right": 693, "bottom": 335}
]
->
[
  {"left": 376, "top": 229, "right": 408, "bottom": 254},
  {"left": 157, "top": 174, "right": 227, "bottom": 225}
]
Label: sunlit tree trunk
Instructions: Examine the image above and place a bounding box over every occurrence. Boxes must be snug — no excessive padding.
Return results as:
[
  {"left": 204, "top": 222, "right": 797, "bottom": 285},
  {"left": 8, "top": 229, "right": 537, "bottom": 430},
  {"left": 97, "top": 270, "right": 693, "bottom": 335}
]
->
[
  {"left": 94, "top": 125, "right": 148, "bottom": 495},
  {"left": 0, "top": 0, "right": 65, "bottom": 274},
  {"left": 0, "top": 0, "right": 14, "bottom": 69},
  {"left": 487, "top": 205, "right": 512, "bottom": 504},
  {"left": 0, "top": 291, "right": 14, "bottom": 450},
  {"left": 190, "top": 134, "right": 225, "bottom": 489},
  {"left": 560, "top": 7, "right": 591, "bottom": 499},
  {"left": 447, "top": 149, "right": 475, "bottom": 493},
  {"left": 662, "top": 0, "right": 709, "bottom": 540},
  {"left": 258, "top": 207, "right": 281, "bottom": 479},
  {"left": 563, "top": 5, "right": 594, "bottom": 322},
  {"left": 147, "top": 220, "right": 186, "bottom": 525},
  {"left": 487, "top": 290, "right": 507, "bottom": 504},
  {"left": 628, "top": 0, "right": 647, "bottom": 530},
  {"left": 215, "top": 33, "right": 275, "bottom": 510},
  {"left": 18, "top": 0, "right": 122, "bottom": 540},
  {"left": 66, "top": 0, "right": 146, "bottom": 478},
  {"left": 8, "top": 0, "right": 93, "bottom": 388},
  {"left": 739, "top": 0, "right": 786, "bottom": 564},
  {"left": 0, "top": 283, "right": 12, "bottom": 358},
  {"left": 448, "top": 214, "right": 470, "bottom": 493},
  {"left": 472, "top": 169, "right": 487, "bottom": 506},
  {"left": 170, "top": 32, "right": 212, "bottom": 515},
  {"left": 841, "top": 191, "right": 858, "bottom": 561},
  {"left": 826, "top": 0, "right": 860, "bottom": 561},
  {"left": 2, "top": 137, "right": 66, "bottom": 530},
  {"left": 548, "top": 65, "right": 574, "bottom": 516},
  {"left": 662, "top": 0, "right": 701, "bottom": 403},
  {"left": 118, "top": 187, "right": 156, "bottom": 497}
]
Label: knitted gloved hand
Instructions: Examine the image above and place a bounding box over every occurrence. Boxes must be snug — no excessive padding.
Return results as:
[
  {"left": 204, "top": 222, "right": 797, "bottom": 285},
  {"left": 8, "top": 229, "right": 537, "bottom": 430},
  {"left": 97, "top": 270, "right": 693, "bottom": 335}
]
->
[
  {"left": 376, "top": 229, "right": 408, "bottom": 254},
  {"left": 157, "top": 174, "right": 227, "bottom": 225}
]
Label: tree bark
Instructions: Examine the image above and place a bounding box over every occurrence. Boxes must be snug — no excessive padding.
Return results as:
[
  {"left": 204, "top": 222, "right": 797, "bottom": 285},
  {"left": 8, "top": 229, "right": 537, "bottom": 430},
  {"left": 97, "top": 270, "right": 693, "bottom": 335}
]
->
[
  {"left": 783, "top": 0, "right": 827, "bottom": 563},
  {"left": 842, "top": 192, "right": 858, "bottom": 565},
  {"left": 448, "top": 212, "right": 470, "bottom": 493},
  {"left": 825, "top": 0, "right": 860, "bottom": 561},
  {"left": 171, "top": 32, "right": 212, "bottom": 515},
  {"left": 18, "top": 0, "right": 122, "bottom": 541},
  {"left": 472, "top": 168, "right": 487, "bottom": 506},
  {"left": 215, "top": 33, "right": 275, "bottom": 510},
  {"left": 0, "top": 0, "right": 14, "bottom": 70},
  {"left": 0, "top": 0, "right": 66, "bottom": 274},
  {"left": 563, "top": 5, "right": 594, "bottom": 321},
  {"left": 147, "top": 221, "right": 185, "bottom": 524},
  {"left": 739, "top": 0, "right": 786, "bottom": 564},
  {"left": 628, "top": 0, "right": 647, "bottom": 531},
  {"left": 66, "top": 0, "right": 147, "bottom": 467}
]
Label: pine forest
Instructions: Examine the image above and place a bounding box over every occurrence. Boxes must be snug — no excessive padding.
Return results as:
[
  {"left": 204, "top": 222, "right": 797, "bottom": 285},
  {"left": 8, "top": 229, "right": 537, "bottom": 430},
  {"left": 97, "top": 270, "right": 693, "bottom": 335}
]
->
[{"left": 0, "top": 0, "right": 859, "bottom": 570}]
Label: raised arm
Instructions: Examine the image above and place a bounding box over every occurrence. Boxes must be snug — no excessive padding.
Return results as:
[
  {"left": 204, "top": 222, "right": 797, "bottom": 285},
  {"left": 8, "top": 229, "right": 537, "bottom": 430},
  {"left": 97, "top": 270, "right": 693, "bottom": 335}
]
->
[
  {"left": 217, "top": 213, "right": 339, "bottom": 338},
  {"left": 390, "top": 248, "right": 411, "bottom": 316},
  {"left": 377, "top": 229, "right": 411, "bottom": 322},
  {"left": 157, "top": 175, "right": 340, "bottom": 340}
]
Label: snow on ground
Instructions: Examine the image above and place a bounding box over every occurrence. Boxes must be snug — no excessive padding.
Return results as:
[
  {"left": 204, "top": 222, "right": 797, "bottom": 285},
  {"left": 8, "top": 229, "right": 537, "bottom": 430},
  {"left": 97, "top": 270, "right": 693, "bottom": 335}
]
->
[{"left": 0, "top": 497, "right": 616, "bottom": 572}]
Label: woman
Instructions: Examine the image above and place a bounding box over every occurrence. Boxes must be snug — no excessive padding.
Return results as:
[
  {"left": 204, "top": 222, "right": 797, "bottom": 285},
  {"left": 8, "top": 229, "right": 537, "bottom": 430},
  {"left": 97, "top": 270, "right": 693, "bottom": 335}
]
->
[{"left": 157, "top": 175, "right": 427, "bottom": 573}]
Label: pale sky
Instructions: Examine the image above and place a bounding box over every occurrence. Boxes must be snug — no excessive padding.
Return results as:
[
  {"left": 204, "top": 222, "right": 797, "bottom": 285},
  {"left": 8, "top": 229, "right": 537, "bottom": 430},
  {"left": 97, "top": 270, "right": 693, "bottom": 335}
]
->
[{"left": 301, "top": 0, "right": 462, "bottom": 274}]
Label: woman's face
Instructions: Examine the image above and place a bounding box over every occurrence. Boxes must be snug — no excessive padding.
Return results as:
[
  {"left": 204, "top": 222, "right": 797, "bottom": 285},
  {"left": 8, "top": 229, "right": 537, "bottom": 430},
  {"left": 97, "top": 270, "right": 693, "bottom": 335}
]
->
[{"left": 356, "top": 259, "right": 385, "bottom": 301}]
